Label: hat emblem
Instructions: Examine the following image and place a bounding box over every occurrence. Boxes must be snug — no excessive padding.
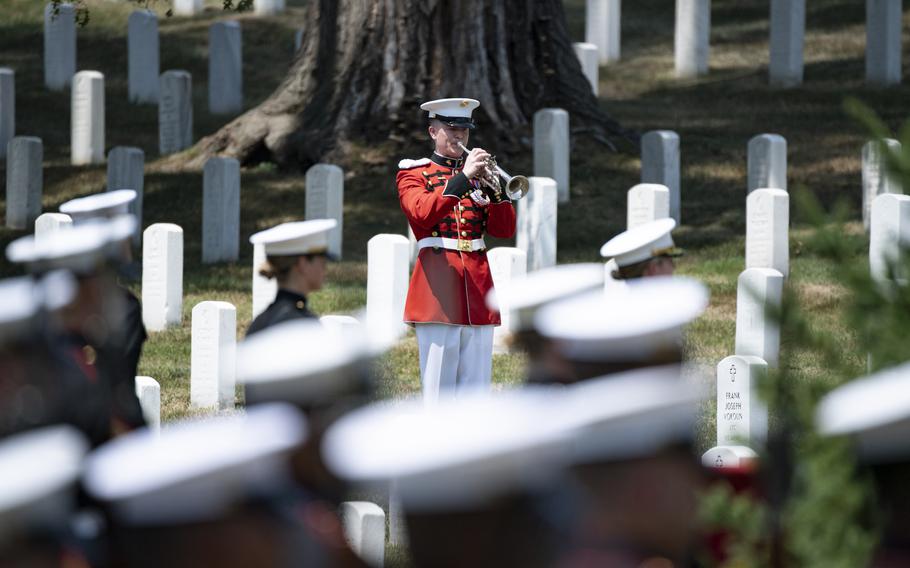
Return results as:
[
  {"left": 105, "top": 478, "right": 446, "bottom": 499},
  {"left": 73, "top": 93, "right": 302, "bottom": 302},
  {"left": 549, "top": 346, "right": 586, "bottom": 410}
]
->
[{"left": 460, "top": 100, "right": 470, "bottom": 107}]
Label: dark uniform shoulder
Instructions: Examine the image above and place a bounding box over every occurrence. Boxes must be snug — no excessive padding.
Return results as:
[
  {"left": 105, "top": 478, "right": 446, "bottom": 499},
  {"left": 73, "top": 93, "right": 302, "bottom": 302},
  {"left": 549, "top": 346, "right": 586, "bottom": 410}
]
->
[{"left": 246, "top": 290, "right": 317, "bottom": 337}]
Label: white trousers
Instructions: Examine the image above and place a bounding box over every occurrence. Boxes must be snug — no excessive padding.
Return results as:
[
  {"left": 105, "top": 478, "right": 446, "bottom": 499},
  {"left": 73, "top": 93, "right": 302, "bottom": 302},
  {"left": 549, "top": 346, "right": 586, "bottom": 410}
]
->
[{"left": 415, "top": 323, "right": 494, "bottom": 403}]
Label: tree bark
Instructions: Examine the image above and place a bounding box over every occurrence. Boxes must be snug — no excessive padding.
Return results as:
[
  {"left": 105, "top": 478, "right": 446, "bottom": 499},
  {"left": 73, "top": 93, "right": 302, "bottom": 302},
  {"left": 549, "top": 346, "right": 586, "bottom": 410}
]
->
[{"left": 182, "top": 0, "right": 635, "bottom": 170}]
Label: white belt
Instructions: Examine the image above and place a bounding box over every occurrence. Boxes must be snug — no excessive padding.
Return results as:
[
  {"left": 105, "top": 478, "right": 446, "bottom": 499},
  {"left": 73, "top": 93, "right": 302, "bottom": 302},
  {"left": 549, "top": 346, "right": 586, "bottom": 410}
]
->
[{"left": 417, "top": 237, "right": 487, "bottom": 253}]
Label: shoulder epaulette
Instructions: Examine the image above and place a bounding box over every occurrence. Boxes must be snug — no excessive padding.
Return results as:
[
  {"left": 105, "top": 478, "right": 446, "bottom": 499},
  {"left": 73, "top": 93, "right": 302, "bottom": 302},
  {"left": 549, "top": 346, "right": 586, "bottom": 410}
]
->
[{"left": 398, "top": 158, "right": 432, "bottom": 170}]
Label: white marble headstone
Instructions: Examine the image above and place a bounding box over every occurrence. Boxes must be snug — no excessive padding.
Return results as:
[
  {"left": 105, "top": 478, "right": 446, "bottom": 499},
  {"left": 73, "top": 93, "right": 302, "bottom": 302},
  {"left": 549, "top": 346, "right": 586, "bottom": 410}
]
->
[
  {"left": 107, "top": 146, "right": 145, "bottom": 243},
  {"left": 487, "top": 247, "right": 528, "bottom": 354},
  {"left": 34, "top": 213, "right": 72, "bottom": 246},
  {"left": 866, "top": 0, "right": 901, "bottom": 86},
  {"left": 251, "top": 243, "right": 277, "bottom": 319},
  {"left": 585, "top": 0, "right": 621, "bottom": 64},
  {"left": 862, "top": 138, "right": 902, "bottom": 231},
  {"left": 209, "top": 21, "right": 243, "bottom": 115},
  {"left": 159, "top": 70, "right": 193, "bottom": 155},
  {"left": 641, "top": 130, "right": 681, "bottom": 223},
  {"left": 190, "top": 301, "right": 237, "bottom": 410},
  {"left": 254, "top": 0, "right": 285, "bottom": 16},
  {"left": 71, "top": 71, "right": 105, "bottom": 166},
  {"left": 516, "top": 177, "right": 558, "bottom": 272},
  {"left": 202, "top": 157, "right": 241, "bottom": 264},
  {"left": 0, "top": 69, "right": 14, "bottom": 160},
  {"left": 340, "top": 501, "right": 385, "bottom": 568},
  {"left": 142, "top": 223, "right": 184, "bottom": 332},
  {"left": 769, "top": 0, "right": 805, "bottom": 88},
  {"left": 305, "top": 164, "right": 344, "bottom": 259},
  {"left": 747, "top": 134, "right": 787, "bottom": 194},
  {"left": 701, "top": 445, "right": 759, "bottom": 470},
  {"left": 44, "top": 3, "right": 76, "bottom": 91},
  {"left": 572, "top": 42, "right": 600, "bottom": 95},
  {"left": 128, "top": 10, "right": 160, "bottom": 104},
  {"left": 135, "top": 376, "right": 161, "bottom": 434},
  {"left": 173, "top": 0, "right": 202, "bottom": 16},
  {"left": 533, "top": 109, "right": 570, "bottom": 204},
  {"left": 6, "top": 136, "right": 43, "bottom": 230},
  {"left": 627, "top": 183, "right": 670, "bottom": 229},
  {"left": 674, "top": 0, "right": 710, "bottom": 78},
  {"left": 715, "top": 355, "right": 768, "bottom": 446},
  {"left": 746, "top": 188, "right": 789, "bottom": 278},
  {"left": 366, "top": 234, "right": 410, "bottom": 335},
  {"left": 870, "top": 193, "right": 910, "bottom": 283},
  {"left": 734, "top": 268, "right": 784, "bottom": 368}
]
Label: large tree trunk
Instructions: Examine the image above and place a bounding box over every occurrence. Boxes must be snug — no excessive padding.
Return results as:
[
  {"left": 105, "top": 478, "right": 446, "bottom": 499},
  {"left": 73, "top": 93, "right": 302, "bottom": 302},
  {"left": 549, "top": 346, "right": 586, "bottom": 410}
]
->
[{"left": 183, "top": 0, "right": 635, "bottom": 169}]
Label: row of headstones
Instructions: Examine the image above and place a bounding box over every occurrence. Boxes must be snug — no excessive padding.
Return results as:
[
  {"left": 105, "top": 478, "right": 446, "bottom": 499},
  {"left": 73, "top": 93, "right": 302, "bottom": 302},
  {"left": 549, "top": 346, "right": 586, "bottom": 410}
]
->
[
  {"left": 583, "top": 0, "right": 902, "bottom": 86},
  {"left": 12, "top": 142, "right": 343, "bottom": 262},
  {"left": 175, "top": 0, "right": 307, "bottom": 53},
  {"left": 45, "top": 5, "right": 242, "bottom": 114},
  {"left": 173, "top": 0, "right": 289, "bottom": 17},
  {"left": 702, "top": 186, "right": 910, "bottom": 468},
  {"left": 2, "top": 64, "right": 193, "bottom": 163}
]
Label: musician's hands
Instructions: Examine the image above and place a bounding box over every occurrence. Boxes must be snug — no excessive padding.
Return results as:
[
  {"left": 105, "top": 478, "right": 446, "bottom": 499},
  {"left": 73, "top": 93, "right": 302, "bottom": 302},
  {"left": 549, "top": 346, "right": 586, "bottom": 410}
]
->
[{"left": 462, "top": 147, "right": 491, "bottom": 179}]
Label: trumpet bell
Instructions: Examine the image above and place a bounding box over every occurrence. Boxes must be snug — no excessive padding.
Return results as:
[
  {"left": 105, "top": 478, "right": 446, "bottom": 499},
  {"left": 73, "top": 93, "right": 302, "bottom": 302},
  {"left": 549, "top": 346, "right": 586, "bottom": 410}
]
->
[{"left": 505, "top": 175, "right": 530, "bottom": 200}]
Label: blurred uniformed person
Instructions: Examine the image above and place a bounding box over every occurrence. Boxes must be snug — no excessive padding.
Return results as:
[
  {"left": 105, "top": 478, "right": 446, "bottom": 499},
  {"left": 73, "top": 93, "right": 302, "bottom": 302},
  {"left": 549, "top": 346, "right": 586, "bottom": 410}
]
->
[
  {"left": 60, "top": 191, "right": 149, "bottom": 435},
  {"left": 533, "top": 276, "right": 709, "bottom": 384},
  {"left": 0, "top": 426, "right": 89, "bottom": 567},
  {"left": 83, "top": 403, "right": 343, "bottom": 568},
  {"left": 323, "top": 389, "right": 572, "bottom": 568},
  {"left": 817, "top": 361, "right": 910, "bottom": 568},
  {"left": 246, "top": 219, "right": 337, "bottom": 336},
  {"left": 397, "top": 98, "right": 517, "bottom": 401},
  {"left": 238, "top": 318, "right": 380, "bottom": 501},
  {"left": 601, "top": 218, "right": 683, "bottom": 281},
  {"left": 7, "top": 217, "right": 144, "bottom": 445},
  {"left": 237, "top": 316, "right": 400, "bottom": 567},
  {"left": 0, "top": 273, "right": 104, "bottom": 439},
  {"left": 554, "top": 366, "right": 709, "bottom": 567},
  {"left": 531, "top": 277, "right": 714, "bottom": 565}
]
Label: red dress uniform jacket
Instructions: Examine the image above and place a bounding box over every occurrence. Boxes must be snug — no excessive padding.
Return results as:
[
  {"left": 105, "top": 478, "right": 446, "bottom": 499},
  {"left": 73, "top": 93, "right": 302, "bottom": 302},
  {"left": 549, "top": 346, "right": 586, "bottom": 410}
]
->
[{"left": 397, "top": 153, "right": 517, "bottom": 326}]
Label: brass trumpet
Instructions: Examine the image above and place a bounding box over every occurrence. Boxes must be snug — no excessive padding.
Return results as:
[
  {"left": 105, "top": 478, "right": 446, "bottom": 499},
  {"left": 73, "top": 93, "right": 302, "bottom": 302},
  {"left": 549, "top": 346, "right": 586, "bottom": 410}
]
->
[{"left": 457, "top": 142, "right": 530, "bottom": 201}]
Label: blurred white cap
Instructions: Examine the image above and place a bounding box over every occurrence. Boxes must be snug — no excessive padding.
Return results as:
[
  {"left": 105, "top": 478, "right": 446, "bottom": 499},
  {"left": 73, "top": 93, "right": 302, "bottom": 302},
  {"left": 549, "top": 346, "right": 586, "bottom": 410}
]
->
[
  {"left": 600, "top": 218, "right": 682, "bottom": 268},
  {"left": 534, "top": 276, "right": 708, "bottom": 362},
  {"left": 83, "top": 404, "right": 307, "bottom": 525},
  {"left": 0, "top": 426, "right": 89, "bottom": 545},
  {"left": 557, "top": 365, "right": 706, "bottom": 464},
  {"left": 7, "top": 216, "right": 136, "bottom": 274},
  {"left": 322, "top": 388, "right": 570, "bottom": 512},
  {"left": 60, "top": 189, "right": 136, "bottom": 223},
  {"left": 237, "top": 319, "right": 384, "bottom": 406},
  {"left": 817, "top": 361, "right": 910, "bottom": 464},
  {"left": 486, "top": 263, "right": 604, "bottom": 332}
]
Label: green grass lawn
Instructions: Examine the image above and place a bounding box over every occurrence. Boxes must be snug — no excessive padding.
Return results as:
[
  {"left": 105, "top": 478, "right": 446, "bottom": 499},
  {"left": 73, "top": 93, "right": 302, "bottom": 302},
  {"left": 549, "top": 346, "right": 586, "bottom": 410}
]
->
[{"left": 0, "top": 0, "right": 906, "bottom": 445}]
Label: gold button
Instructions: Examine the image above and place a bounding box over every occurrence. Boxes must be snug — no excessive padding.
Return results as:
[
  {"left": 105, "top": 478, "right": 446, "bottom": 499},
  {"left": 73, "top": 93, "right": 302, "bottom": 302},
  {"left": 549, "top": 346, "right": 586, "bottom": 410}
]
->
[
  {"left": 83, "top": 345, "right": 96, "bottom": 366},
  {"left": 296, "top": 301, "right": 305, "bottom": 309},
  {"left": 461, "top": 231, "right": 467, "bottom": 236},
  {"left": 432, "top": 231, "right": 438, "bottom": 237},
  {"left": 459, "top": 206, "right": 465, "bottom": 211}
]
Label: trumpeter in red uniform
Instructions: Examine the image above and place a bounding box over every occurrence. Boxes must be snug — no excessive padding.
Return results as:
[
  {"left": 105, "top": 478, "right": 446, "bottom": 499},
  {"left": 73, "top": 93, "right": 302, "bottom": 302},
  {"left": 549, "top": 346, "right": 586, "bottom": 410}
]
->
[{"left": 397, "top": 98, "right": 516, "bottom": 401}]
